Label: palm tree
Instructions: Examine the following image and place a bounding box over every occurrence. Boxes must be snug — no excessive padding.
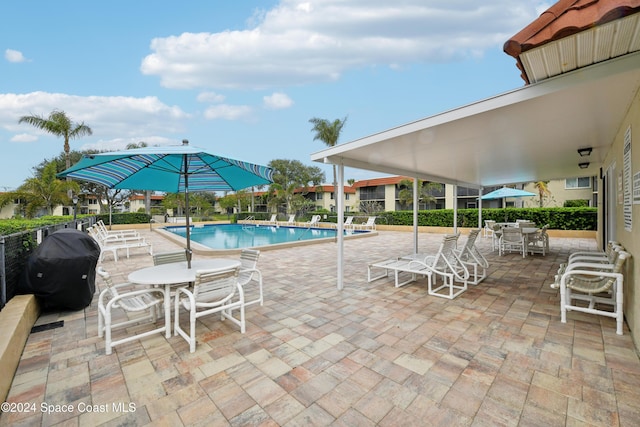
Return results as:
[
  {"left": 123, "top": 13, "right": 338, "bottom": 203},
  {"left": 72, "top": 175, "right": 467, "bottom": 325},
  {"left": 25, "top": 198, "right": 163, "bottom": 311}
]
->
[
  {"left": 1, "top": 162, "right": 79, "bottom": 218},
  {"left": 397, "top": 178, "right": 440, "bottom": 209},
  {"left": 533, "top": 181, "right": 551, "bottom": 207},
  {"left": 18, "top": 110, "right": 93, "bottom": 171},
  {"left": 309, "top": 116, "right": 348, "bottom": 188}
]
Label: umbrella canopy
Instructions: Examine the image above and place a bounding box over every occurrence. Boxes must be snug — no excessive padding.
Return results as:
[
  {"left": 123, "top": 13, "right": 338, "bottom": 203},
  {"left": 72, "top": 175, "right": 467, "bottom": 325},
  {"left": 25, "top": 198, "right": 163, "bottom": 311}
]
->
[
  {"left": 58, "top": 140, "right": 273, "bottom": 267},
  {"left": 480, "top": 187, "right": 536, "bottom": 200}
]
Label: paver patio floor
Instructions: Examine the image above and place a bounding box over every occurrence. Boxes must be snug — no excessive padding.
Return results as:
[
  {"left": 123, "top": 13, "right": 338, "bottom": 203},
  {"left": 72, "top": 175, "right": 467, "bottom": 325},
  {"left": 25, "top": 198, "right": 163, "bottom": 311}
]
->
[{"left": 2, "top": 228, "right": 639, "bottom": 426}]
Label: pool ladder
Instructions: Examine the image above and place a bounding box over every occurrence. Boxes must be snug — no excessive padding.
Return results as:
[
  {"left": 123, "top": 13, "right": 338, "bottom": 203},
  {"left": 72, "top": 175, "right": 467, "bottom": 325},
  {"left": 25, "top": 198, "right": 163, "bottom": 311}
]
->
[{"left": 242, "top": 216, "right": 255, "bottom": 230}]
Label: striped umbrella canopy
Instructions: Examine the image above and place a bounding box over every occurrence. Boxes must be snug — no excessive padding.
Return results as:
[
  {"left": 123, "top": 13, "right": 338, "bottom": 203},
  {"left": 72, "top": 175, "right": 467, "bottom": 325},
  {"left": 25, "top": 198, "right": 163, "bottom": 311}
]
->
[
  {"left": 58, "top": 140, "right": 273, "bottom": 267},
  {"left": 480, "top": 187, "right": 536, "bottom": 200}
]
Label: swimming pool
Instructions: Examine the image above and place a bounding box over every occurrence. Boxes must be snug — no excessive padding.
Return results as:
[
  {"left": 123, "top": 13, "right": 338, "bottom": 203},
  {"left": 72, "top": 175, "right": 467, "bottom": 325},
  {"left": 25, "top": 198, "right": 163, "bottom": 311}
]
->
[{"left": 158, "top": 223, "right": 372, "bottom": 253}]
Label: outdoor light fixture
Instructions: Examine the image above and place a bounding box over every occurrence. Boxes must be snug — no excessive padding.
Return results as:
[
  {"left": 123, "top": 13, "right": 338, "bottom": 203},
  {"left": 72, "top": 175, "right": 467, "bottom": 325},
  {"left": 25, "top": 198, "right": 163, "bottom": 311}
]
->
[
  {"left": 577, "top": 147, "right": 593, "bottom": 157},
  {"left": 578, "top": 162, "right": 590, "bottom": 169},
  {"left": 72, "top": 194, "right": 79, "bottom": 221}
]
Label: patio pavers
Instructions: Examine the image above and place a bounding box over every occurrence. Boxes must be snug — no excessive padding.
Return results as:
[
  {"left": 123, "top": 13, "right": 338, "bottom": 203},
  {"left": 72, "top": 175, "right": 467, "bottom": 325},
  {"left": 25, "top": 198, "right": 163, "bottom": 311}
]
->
[{"left": 1, "top": 229, "right": 639, "bottom": 426}]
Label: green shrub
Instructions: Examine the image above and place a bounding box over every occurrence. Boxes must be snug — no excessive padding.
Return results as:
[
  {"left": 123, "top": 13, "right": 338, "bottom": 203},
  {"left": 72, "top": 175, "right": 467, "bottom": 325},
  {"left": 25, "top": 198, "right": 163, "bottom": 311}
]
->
[
  {"left": 564, "top": 199, "right": 589, "bottom": 207},
  {"left": 96, "top": 212, "right": 150, "bottom": 225},
  {"left": 379, "top": 207, "right": 596, "bottom": 230}
]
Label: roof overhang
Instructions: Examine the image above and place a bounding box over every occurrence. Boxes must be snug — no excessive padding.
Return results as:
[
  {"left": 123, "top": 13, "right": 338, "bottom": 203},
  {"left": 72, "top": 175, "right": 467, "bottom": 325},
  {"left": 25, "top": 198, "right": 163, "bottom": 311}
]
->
[{"left": 311, "top": 50, "right": 640, "bottom": 189}]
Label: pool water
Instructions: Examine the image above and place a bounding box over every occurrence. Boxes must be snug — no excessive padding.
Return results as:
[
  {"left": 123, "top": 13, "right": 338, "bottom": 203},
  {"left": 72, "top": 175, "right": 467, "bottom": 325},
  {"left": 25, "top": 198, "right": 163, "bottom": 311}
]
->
[{"left": 165, "top": 224, "right": 364, "bottom": 250}]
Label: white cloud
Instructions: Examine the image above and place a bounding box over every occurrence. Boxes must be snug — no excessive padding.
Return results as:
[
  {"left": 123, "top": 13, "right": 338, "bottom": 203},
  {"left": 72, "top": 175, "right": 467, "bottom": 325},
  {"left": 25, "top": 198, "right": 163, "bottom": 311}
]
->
[
  {"left": 5, "top": 49, "right": 28, "bottom": 63},
  {"left": 263, "top": 92, "right": 293, "bottom": 110},
  {"left": 0, "top": 91, "right": 190, "bottom": 141},
  {"left": 10, "top": 133, "right": 37, "bottom": 143},
  {"left": 140, "top": 0, "right": 542, "bottom": 90},
  {"left": 197, "top": 91, "right": 226, "bottom": 103},
  {"left": 79, "top": 136, "right": 176, "bottom": 153},
  {"left": 203, "top": 104, "right": 252, "bottom": 120}
]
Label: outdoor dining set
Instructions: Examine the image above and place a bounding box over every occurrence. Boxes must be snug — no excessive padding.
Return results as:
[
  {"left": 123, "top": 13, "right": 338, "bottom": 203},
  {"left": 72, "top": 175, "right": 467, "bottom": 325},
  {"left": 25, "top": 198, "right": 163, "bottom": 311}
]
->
[
  {"left": 95, "top": 233, "right": 263, "bottom": 355},
  {"left": 483, "top": 219, "right": 549, "bottom": 258}
]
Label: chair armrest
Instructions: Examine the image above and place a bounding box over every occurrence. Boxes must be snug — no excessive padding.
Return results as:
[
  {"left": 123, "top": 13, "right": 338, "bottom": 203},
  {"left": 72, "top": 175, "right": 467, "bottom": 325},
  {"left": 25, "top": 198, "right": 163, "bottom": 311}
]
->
[
  {"left": 560, "top": 270, "right": 622, "bottom": 283},
  {"left": 564, "top": 262, "right": 613, "bottom": 273}
]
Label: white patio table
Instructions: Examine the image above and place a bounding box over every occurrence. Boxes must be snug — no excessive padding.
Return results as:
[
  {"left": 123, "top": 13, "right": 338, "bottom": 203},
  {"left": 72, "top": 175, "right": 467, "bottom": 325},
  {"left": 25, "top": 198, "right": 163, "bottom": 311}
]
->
[{"left": 128, "top": 259, "right": 241, "bottom": 337}]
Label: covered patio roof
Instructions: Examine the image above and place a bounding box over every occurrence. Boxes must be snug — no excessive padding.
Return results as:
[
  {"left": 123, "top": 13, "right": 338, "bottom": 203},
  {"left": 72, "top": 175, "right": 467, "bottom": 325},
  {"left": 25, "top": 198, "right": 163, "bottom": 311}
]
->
[{"left": 310, "top": 50, "right": 640, "bottom": 189}]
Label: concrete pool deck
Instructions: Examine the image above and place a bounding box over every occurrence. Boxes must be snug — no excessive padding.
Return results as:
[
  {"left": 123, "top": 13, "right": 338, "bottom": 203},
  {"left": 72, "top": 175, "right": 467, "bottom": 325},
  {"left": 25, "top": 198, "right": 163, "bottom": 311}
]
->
[{"left": 1, "top": 228, "right": 639, "bottom": 426}]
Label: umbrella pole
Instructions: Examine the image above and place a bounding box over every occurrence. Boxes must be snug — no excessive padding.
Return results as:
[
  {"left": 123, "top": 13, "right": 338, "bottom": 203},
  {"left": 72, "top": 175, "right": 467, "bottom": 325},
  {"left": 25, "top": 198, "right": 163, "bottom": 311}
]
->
[{"left": 183, "top": 155, "right": 192, "bottom": 268}]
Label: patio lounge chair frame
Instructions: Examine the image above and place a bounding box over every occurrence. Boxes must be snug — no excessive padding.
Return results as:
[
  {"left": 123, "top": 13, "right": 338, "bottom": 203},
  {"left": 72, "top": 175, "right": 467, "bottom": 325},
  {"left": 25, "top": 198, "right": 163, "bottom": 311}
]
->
[
  {"left": 89, "top": 227, "right": 152, "bottom": 262},
  {"left": 453, "top": 229, "right": 488, "bottom": 285},
  {"left": 368, "top": 234, "right": 469, "bottom": 299}
]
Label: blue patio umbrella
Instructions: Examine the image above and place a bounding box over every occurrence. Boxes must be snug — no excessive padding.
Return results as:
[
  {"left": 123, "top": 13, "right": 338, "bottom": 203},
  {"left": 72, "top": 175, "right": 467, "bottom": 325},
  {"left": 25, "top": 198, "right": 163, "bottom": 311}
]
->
[
  {"left": 480, "top": 187, "right": 536, "bottom": 221},
  {"left": 58, "top": 140, "right": 273, "bottom": 267},
  {"left": 480, "top": 187, "right": 536, "bottom": 200}
]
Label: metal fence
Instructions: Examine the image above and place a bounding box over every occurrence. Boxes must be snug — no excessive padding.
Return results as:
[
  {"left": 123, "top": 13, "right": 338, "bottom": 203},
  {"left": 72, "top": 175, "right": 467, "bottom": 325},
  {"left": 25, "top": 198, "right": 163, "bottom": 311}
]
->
[{"left": 0, "top": 219, "right": 96, "bottom": 311}]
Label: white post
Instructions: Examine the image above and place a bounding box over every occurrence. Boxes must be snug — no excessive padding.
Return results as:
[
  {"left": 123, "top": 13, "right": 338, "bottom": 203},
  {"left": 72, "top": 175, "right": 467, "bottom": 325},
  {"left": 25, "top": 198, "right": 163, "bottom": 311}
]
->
[
  {"left": 336, "top": 163, "right": 345, "bottom": 290},
  {"left": 453, "top": 184, "right": 458, "bottom": 234},
  {"left": 413, "top": 177, "right": 419, "bottom": 254},
  {"left": 478, "top": 188, "right": 483, "bottom": 230}
]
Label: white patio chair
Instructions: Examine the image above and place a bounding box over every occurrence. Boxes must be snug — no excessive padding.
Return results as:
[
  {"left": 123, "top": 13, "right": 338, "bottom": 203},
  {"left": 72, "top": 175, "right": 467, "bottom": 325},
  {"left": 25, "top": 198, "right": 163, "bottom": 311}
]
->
[
  {"left": 527, "top": 224, "right": 549, "bottom": 255},
  {"left": 453, "top": 229, "right": 488, "bottom": 284},
  {"left": 555, "top": 242, "right": 624, "bottom": 280},
  {"left": 174, "top": 267, "right": 245, "bottom": 353},
  {"left": 483, "top": 220, "right": 496, "bottom": 238},
  {"left": 278, "top": 214, "right": 296, "bottom": 226},
  {"left": 368, "top": 234, "right": 469, "bottom": 299},
  {"left": 153, "top": 250, "right": 188, "bottom": 265},
  {"left": 91, "top": 224, "right": 146, "bottom": 245},
  {"left": 238, "top": 249, "right": 263, "bottom": 307},
  {"left": 343, "top": 216, "right": 355, "bottom": 229},
  {"left": 257, "top": 214, "right": 278, "bottom": 226},
  {"left": 96, "top": 220, "right": 140, "bottom": 239},
  {"left": 354, "top": 216, "right": 376, "bottom": 231},
  {"left": 567, "top": 241, "right": 622, "bottom": 264},
  {"left": 96, "top": 267, "right": 167, "bottom": 355},
  {"left": 302, "top": 215, "right": 321, "bottom": 227},
  {"left": 516, "top": 221, "right": 536, "bottom": 229},
  {"left": 499, "top": 227, "right": 525, "bottom": 257},
  {"left": 558, "top": 250, "right": 631, "bottom": 335},
  {"left": 88, "top": 227, "right": 152, "bottom": 262}
]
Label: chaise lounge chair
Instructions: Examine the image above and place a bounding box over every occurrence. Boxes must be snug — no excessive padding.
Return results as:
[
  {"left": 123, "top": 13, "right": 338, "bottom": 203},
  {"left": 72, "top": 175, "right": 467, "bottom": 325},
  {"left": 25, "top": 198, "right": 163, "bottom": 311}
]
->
[
  {"left": 278, "top": 214, "right": 296, "bottom": 226},
  {"left": 354, "top": 216, "right": 376, "bottom": 231},
  {"left": 257, "top": 214, "right": 278, "bottom": 226},
  {"left": 88, "top": 227, "right": 152, "bottom": 262},
  {"left": 368, "top": 234, "right": 469, "bottom": 299},
  {"left": 452, "top": 229, "right": 488, "bottom": 285}
]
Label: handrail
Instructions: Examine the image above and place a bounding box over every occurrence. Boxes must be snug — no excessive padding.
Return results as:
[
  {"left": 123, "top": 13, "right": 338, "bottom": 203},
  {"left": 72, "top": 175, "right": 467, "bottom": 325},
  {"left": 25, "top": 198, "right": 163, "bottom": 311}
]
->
[{"left": 241, "top": 216, "right": 255, "bottom": 229}]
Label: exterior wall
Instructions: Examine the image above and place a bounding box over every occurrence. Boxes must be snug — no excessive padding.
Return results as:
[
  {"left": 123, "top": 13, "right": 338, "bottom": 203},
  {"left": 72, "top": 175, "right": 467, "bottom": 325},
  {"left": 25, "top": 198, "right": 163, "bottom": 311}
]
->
[
  {"left": 309, "top": 190, "right": 358, "bottom": 212},
  {"left": 0, "top": 203, "right": 17, "bottom": 219},
  {"left": 600, "top": 87, "right": 639, "bottom": 345},
  {"left": 522, "top": 179, "right": 595, "bottom": 207},
  {"left": 384, "top": 185, "right": 396, "bottom": 211}
]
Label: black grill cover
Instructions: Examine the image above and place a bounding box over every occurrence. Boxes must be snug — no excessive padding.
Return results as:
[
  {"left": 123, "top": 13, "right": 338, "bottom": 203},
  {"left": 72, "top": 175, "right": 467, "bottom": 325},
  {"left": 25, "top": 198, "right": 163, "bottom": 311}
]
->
[{"left": 19, "top": 229, "right": 101, "bottom": 311}]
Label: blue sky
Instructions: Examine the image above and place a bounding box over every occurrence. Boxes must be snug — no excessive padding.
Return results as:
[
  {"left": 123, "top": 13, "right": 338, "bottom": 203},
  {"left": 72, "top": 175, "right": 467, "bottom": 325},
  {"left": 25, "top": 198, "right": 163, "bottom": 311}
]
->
[{"left": 0, "top": 0, "right": 549, "bottom": 191}]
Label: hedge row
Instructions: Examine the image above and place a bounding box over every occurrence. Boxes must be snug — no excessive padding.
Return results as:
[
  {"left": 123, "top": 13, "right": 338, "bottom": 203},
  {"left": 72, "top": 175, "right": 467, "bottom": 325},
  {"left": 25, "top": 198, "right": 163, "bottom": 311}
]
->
[
  {"left": 377, "top": 207, "right": 597, "bottom": 230},
  {"left": 96, "top": 213, "right": 151, "bottom": 225},
  {"left": 0, "top": 216, "right": 80, "bottom": 236}
]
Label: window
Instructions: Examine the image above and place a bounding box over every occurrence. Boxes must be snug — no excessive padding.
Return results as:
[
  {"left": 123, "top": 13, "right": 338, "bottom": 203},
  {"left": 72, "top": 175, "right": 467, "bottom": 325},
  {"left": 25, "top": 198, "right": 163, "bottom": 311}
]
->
[
  {"left": 316, "top": 193, "right": 323, "bottom": 200},
  {"left": 330, "top": 192, "right": 334, "bottom": 200},
  {"left": 360, "top": 185, "right": 385, "bottom": 200},
  {"left": 565, "top": 177, "right": 591, "bottom": 189},
  {"left": 345, "top": 193, "right": 350, "bottom": 200}
]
